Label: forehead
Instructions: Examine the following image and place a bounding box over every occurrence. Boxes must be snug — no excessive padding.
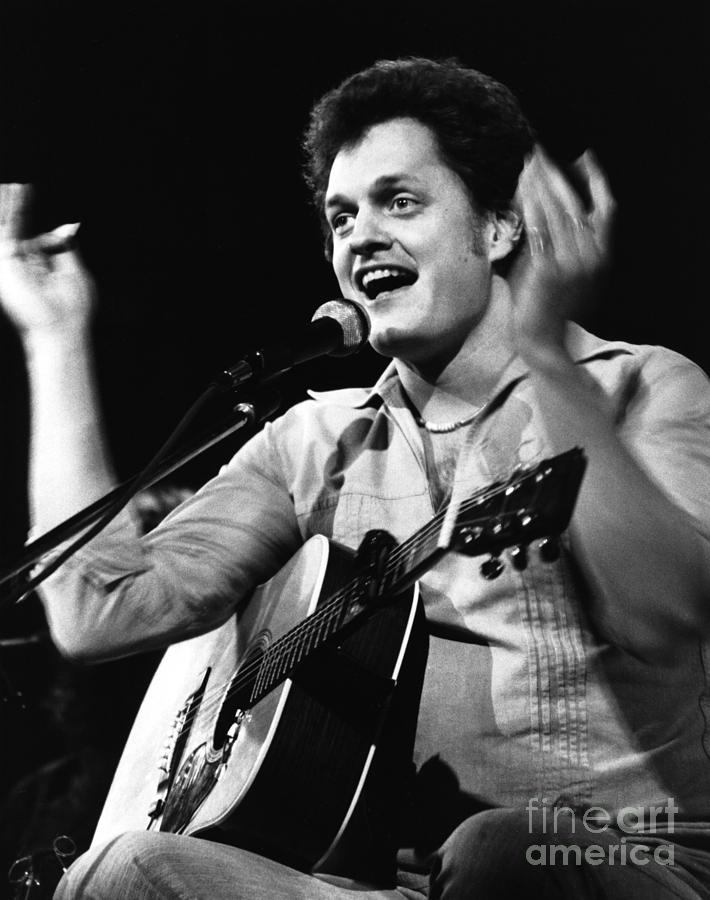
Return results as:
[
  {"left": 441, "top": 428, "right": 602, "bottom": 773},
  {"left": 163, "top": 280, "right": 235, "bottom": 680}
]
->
[{"left": 325, "top": 117, "right": 453, "bottom": 206}]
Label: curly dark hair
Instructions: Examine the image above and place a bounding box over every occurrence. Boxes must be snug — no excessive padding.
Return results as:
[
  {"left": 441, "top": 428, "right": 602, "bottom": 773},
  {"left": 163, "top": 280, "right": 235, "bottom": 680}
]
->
[{"left": 303, "top": 57, "right": 535, "bottom": 255}]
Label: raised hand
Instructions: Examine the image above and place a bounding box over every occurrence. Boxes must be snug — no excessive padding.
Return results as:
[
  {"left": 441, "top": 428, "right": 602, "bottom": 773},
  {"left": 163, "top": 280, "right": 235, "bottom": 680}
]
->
[
  {"left": 0, "top": 183, "right": 95, "bottom": 338},
  {"left": 510, "top": 146, "right": 616, "bottom": 357}
]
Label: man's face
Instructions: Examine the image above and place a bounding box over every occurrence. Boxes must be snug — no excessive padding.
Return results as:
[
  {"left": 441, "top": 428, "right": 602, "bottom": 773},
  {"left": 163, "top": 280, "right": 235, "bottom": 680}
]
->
[{"left": 325, "top": 117, "right": 495, "bottom": 367}]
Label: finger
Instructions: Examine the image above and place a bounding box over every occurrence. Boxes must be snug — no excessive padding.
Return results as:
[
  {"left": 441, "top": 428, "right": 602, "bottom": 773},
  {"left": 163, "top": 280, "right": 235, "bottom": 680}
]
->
[
  {"left": 33, "top": 223, "right": 81, "bottom": 255},
  {"left": 530, "top": 147, "right": 595, "bottom": 255},
  {"left": 518, "top": 156, "right": 573, "bottom": 261},
  {"left": 525, "top": 149, "right": 604, "bottom": 265},
  {"left": 0, "top": 223, "right": 81, "bottom": 264},
  {"left": 534, "top": 145, "right": 587, "bottom": 221},
  {"left": 525, "top": 224, "right": 551, "bottom": 258},
  {"left": 0, "top": 183, "right": 33, "bottom": 240},
  {"left": 574, "top": 149, "right": 616, "bottom": 250},
  {"left": 517, "top": 159, "right": 552, "bottom": 259}
]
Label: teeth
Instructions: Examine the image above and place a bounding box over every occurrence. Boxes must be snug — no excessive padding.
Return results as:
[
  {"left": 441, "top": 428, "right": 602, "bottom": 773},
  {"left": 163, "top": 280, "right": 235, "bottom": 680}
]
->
[{"left": 362, "top": 268, "right": 402, "bottom": 288}]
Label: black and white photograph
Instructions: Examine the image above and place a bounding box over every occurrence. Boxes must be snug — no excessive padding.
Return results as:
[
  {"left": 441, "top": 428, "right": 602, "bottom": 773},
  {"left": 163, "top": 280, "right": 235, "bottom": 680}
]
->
[{"left": 1, "top": 1, "right": 709, "bottom": 897}]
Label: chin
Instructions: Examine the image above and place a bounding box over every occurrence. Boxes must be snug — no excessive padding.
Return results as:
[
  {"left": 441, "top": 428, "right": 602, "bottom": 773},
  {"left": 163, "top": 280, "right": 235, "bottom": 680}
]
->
[{"left": 368, "top": 325, "right": 430, "bottom": 363}]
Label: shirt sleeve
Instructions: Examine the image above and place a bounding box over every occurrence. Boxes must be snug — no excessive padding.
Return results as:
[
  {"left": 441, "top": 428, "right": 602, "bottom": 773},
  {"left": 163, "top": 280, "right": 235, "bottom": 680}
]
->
[
  {"left": 38, "top": 416, "right": 303, "bottom": 661},
  {"left": 619, "top": 347, "right": 710, "bottom": 539}
]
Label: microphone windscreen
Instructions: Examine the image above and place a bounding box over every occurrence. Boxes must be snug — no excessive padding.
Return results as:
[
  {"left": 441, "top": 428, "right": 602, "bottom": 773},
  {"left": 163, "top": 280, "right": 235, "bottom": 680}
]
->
[{"left": 311, "top": 299, "right": 370, "bottom": 357}]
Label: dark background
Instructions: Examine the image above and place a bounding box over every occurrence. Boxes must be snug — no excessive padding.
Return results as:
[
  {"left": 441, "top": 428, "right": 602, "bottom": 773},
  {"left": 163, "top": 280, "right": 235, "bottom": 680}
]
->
[{"left": 0, "top": 0, "right": 707, "bottom": 893}]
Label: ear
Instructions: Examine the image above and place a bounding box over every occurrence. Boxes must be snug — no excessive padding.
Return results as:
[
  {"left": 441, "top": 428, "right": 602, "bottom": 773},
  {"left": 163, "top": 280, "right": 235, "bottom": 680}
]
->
[{"left": 485, "top": 207, "right": 523, "bottom": 263}]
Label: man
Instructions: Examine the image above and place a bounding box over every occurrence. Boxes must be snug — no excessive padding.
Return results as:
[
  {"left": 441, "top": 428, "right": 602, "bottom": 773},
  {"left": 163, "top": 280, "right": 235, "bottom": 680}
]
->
[{"left": 2, "top": 57, "right": 710, "bottom": 898}]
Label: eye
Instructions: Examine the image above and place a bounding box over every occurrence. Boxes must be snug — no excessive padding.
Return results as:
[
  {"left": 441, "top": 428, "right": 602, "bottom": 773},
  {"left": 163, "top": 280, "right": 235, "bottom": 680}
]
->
[
  {"left": 390, "top": 195, "right": 417, "bottom": 213},
  {"left": 331, "top": 212, "right": 354, "bottom": 235}
]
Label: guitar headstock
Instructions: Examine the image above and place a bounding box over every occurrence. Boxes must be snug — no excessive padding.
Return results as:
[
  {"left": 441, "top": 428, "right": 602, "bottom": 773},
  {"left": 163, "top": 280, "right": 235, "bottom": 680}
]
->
[{"left": 447, "top": 447, "right": 586, "bottom": 569}]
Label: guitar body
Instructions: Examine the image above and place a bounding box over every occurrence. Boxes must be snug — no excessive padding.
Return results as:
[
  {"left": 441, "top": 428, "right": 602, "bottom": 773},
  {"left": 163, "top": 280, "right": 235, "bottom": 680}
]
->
[
  {"left": 93, "top": 534, "right": 429, "bottom": 881},
  {"left": 92, "top": 448, "right": 587, "bottom": 882}
]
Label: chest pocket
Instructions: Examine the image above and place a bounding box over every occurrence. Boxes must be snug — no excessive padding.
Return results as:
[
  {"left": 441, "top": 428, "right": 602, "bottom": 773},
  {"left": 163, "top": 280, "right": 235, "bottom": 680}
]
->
[{"left": 300, "top": 490, "right": 433, "bottom": 555}]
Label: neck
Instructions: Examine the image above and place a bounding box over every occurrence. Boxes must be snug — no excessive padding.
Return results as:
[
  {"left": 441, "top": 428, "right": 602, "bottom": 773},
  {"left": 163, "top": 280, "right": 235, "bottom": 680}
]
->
[{"left": 395, "top": 277, "right": 516, "bottom": 422}]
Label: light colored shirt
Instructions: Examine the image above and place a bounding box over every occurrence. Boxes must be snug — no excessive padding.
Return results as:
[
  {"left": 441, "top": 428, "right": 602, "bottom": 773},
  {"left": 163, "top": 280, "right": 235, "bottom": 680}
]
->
[{"left": 40, "top": 325, "right": 710, "bottom": 828}]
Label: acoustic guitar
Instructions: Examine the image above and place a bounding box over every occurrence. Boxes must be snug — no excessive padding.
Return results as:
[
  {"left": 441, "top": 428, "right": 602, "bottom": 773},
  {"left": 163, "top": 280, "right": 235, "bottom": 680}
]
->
[{"left": 92, "top": 447, "right": 586, "bottom": 882}]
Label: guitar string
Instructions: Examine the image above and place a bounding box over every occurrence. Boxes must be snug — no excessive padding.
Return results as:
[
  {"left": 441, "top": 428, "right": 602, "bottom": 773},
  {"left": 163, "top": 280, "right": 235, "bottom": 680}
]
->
[
  {"left": 157, "top": 491, "right": 462, "bottom": 733},
  {"left": 164, "top": 468, "right": 551, "bottom": 742},
  {"left": 161, "top": 464, "right": 553, "bottom": 738},
  {"left": 230, "top": 465, "right": 536, "bottom": 688},
  {"left": 159, "top": 477, "right": 516, "bottom": 737},
  {"left": 165, "top": 465, "right": 551, "bottom": 737}
]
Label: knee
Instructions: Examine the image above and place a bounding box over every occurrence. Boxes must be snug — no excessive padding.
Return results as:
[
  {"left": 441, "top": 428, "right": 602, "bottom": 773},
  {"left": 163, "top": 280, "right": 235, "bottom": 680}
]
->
[
  {"left": 54, "top": 832, "right": 161, "bottom": 899},
  {"left": 441, "top": 807, "right": 532, "bottom": 866},
  {"left": 430, "top": 808, "right": 542, "bottom": 899}
]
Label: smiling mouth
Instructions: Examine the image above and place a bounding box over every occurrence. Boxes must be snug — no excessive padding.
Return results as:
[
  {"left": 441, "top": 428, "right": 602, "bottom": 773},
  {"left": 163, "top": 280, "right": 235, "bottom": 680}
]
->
[{"left": 359, "top": 267, "right": 417, "bottom": 300}]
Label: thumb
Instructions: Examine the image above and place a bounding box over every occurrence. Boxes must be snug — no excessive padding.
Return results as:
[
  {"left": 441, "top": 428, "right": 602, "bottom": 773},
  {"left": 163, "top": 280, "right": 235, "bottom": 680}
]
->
[{"left": 31, "top": 222, "right": 81, "bottom": 255}]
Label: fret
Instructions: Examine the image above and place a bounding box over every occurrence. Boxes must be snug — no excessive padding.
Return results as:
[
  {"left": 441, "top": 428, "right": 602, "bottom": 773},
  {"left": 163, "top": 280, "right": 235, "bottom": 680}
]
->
[
  {"left": 274, "top": 642, "right": 288, "bottom": 683},
  {"left": 268, "top": 645, "right": 284, "bottom": 689},
  {"left": 251, "top": 661, "right": 265, "bottom": 700},
  {"left": 285, "top": 632, "right": 298, "bottom": 673},
  {"left": 384, "top": 524, "right": 445, "bottom": 594},
  {"left": 250, "top": 450, "right": 584, "bottom": 706},
  {"left": 252, "top": 650, "right": 271, "bottom": 701},
  {"left": 293, "top": 630, "right": 307, "bottom": 667},
  {"left": 271, "top": 642, "right": 286, "bottom": 685},
  {"left": 301, "top": 615, "right": 316, "bottom": 657},
  {"left": 339, "top": 584, "right": 364, "bottom": 624},
  {"left": 382, "top": 553, "right": 406, "bottom": 594},
  {"left": 313, "top": 603, "right": 328, "bottom": 646}
]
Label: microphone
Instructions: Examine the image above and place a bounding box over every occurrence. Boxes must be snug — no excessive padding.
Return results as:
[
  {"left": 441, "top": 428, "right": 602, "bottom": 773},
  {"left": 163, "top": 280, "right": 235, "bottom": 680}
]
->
[{"left": 216, "top": 298, "right": 370, "bottom": 389}]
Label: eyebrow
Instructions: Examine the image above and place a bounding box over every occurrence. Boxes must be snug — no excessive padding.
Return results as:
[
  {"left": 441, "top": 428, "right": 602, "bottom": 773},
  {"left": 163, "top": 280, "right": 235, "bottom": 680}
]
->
[{"left": 324, "top": 173, "right": 422, "bottom": 211}]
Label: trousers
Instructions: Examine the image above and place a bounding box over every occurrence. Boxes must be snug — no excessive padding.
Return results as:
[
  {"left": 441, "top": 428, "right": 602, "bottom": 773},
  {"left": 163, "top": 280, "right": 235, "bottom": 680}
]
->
[{"left": 54, "top": 808, "right": 710, "bottom": 898}]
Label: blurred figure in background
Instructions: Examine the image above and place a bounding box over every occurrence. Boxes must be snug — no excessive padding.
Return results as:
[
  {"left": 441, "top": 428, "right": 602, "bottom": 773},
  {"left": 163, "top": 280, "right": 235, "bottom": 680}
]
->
[{"left": 1, "top": 484, "right": 192, "bottom": 900}]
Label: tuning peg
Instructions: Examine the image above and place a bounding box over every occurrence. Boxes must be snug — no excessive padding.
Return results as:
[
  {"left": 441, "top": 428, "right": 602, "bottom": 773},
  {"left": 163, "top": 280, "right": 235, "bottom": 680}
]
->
[
  {"left": 538, "top": 536, "right": 560, "bottom": 563},
  {"left": 457, "top": 525, "right": 484, "bottom": 551},
  {"left": 509, "top": 544, "right": 528, "bottom": 571},
  {"left": 517, "top": 511, "right": 537, "bottom": 531},
  {"left": 480, "top": 555, "right": 505, "bottom": 580}
]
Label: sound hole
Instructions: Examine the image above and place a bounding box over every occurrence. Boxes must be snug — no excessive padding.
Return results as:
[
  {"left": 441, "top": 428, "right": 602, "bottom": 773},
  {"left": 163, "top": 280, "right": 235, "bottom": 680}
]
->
[{"left": 212, "top": 631, "right": 270, "bottom": 750}]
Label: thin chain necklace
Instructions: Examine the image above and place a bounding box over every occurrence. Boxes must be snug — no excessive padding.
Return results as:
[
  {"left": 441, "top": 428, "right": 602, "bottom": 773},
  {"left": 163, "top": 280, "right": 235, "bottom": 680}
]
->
[{"left": 414, "top": 399, "right": 489, "bottom": 434}]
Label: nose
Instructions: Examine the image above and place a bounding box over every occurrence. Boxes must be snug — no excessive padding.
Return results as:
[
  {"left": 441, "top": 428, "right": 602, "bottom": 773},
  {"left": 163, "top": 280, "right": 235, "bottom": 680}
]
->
[{"left": 348, "top": 208, "right": 392, "bottom": 257}]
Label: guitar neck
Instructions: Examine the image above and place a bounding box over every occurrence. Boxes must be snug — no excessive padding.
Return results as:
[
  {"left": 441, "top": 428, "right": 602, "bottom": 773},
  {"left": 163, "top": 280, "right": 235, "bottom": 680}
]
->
[
  {"left": 248, "top": 521, "right": 445, "bottom": 706},
  {"left": 249, "top": 447, "right": 586, "bottom": 706}
]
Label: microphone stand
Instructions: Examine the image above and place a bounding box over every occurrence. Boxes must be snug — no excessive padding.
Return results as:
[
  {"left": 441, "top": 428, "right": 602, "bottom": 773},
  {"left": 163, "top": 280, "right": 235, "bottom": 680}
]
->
[{"left": 0, "top": 384, "right": 282, "bottom": 617}]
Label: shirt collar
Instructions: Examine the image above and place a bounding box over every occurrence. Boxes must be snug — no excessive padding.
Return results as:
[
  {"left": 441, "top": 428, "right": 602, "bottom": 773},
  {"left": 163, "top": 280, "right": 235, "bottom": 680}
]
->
[{"left": 307, "top": 323, "right": 634, "bottom": 411}]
